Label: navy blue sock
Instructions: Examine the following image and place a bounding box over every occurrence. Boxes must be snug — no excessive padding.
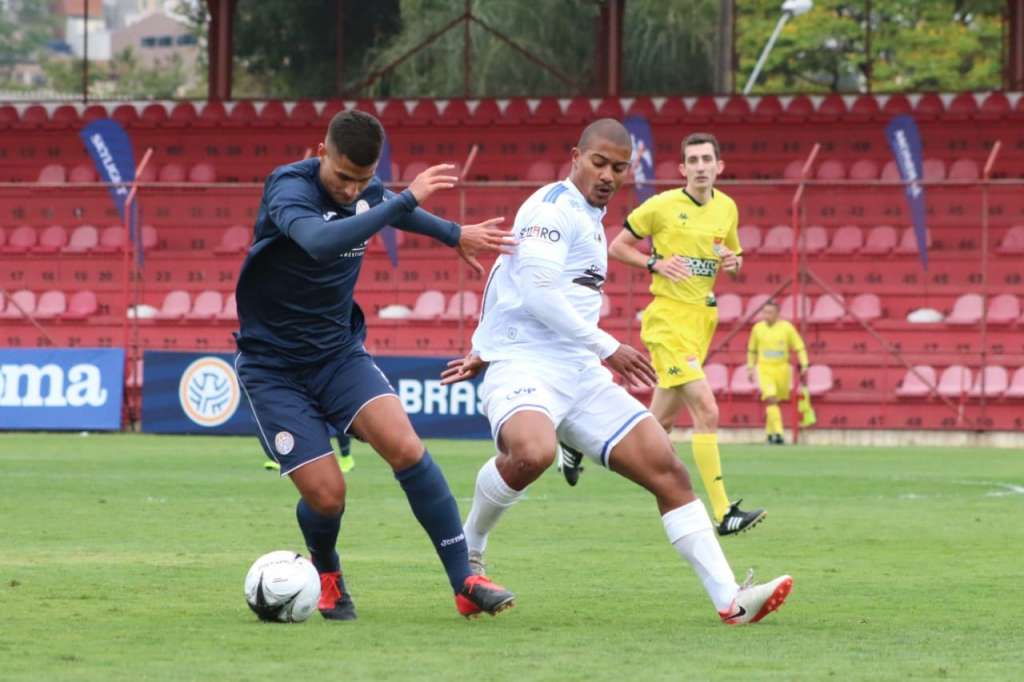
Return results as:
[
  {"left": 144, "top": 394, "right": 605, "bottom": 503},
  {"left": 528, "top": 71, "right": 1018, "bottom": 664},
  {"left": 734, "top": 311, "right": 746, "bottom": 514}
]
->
[
  {"left": 395, "top": 451, "right": 471, "bottom": 592},
  {"left": 296, "top": 499, "right": 342, "bottom": 574}
]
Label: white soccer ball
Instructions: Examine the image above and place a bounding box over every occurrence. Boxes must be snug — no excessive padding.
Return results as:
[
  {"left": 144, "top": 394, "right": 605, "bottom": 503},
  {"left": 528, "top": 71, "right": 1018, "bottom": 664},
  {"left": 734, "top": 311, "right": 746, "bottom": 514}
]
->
[{"left": 244, "top": 551, "right": 321, "bottom": 623}]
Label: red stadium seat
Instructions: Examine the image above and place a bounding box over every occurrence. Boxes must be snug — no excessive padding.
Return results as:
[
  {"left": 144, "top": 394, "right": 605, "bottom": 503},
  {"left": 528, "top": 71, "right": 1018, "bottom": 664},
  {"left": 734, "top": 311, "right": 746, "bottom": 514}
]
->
[
  {"left": 623, "top": 96, "right": 657, "bottom": 120},
  {"left": 407, "top": 99, "right": 439, "bottom": 125},
  {"left": 140, "top": 103, "right": 167, "bottom": 126},
  {"left": 68, "top": 164, "right": 98, "bottom": 182},
  {"left": 880, "top": 160, "right": 901, "bottom": 181},
  {"left": 188, "top": 290, "right": 224, "bottom": 320},
  {"left": 594, "top": 99, "right": 624, "bottom": 119},
  {"left": 717, "top": 293, "right": 742, "bottom": 324},
  {"left": 847, "top": 159, "right": 879, "bottom": 181},
  {"left": 1006, "top": 368, "right": 1024, "bottom": 398},
  {"left": 849, "top": 293, "right": 881, "bottom": 322},
  {"left": 409, "top": 290, "right": 445, "bottom": 320},
  {"left": 729, "top": 365, "right": 757, "bottom": 395},
  {"left": 34, "top": 290, "right": 66, "bottom": 319},
  {"left": 562, "top": 98, "right": 593, "bottom": 124},
  {"left": 688, "top": 96, "right": 718, "bottom": 122},
  {"left": 62, "top": 290, "right": 98, "bottom": 320},
  {"left": 214, "top": 225, "right": 251, "bottom": 254},
  {"left": 158, "top": 163, "right": 187, "bottom": 182},
  {"left": 557, "top": 160, "right": 572, "bottom": 180},
  {"left": 945, "top": 294, "right": 983, "bottom": 325},
  {"left": 0, "top": 289, "right": 36, "bottom": 319},
  {"left": 738, "top": 225, "right": 761, "bottom": 253},
  {"left": 38, "top": 163, "right": 67, "bottom": 183},
  {"left": 946, "top": 92, "right": 978, "bottom": 120},
  {"left": 48, "top": 104, "right": 80, "bottom": 128},
  {"left": 779, "top": 293, "right": 811, "bottom": 321},
  {"left": 829, "top": 225, "right": 862, "bottom": 255},
  {"left": 809, "top": 294, "right": 845, "bottom": 324},
  {"left": 168, "top": 102, "right": 197, "bottom": 127},
  {"left": 895, "top": 365, "right": 936, "bottom": 398},
  {"left": 815, "top": 160, "right": 845, "bottom": 180},
  {"left": 704, "top": 363, "right": 729, "bottom": 394},
  {"left": 782, "top": 160, "right": 805, "bottom": 180},
  {"left": 0, "top": 104, "right": 18, "bottom": 128},
  {"left": 655, "top": 159, "right": 681, "bottom": 182},
  {"left": 2, "top": 225, "right": 36, "bottom": 253},
  {"left": 750, "top": 95, "right": 783, "bottom": 121},
  {"left": 500, "top": 98, "right": 531, "bottom": 125},
  {"left": 895, "top": 227, "right": 931, "bottom": 255},
  {"left": 652, "top": 97, "right": 687, "bottom": 124},
  {"left": 288, "top": 100, "right": 318, "bottom": 127},
  {"left": 17, "top": 104, "right": 47, "bottom": 128},
  {"left": 438, "top": 99, "right": 470, "bottom": 125},
  {"left": 847, "top": 95, "right": 880, "bottom": 121},
  {"left": 922, "top": 158, "right": 946, "bottom": 181},
  {"left": 228, "top": 101, "right": 258, "bottom": 126},
  {"left": 95, "top": 225, "right": 125, "bottom": 253},
  {"left": 217, "top": 292, "right": 238, "bottom": 321},
  {"left": 806, "top": 364, "right": 834, "bottom": 395},
  {"left": 968, "top": 366, "right": 1008, "bottom": 398},
  {"left": 861, "top": 225, "right": 898, "bottom": 255},
  {"left": 744, "top": 293, "right": 771, "bottom": 320},
  {"left": 0, "top": 226, "right": 5, "bottom": 248},
  {"left": 196, "top": 101, "right": 227, "bottom": 126},
  {"left": 759, "top": 225, "right": 793, "bottom": 255},
  {"left": 156, "top": 290, "right": 191, "bottom": 320},
  {"left": 442, "top": 291, "right": 479, "bottom": 320},
  {"left": 530, "top": 98, "right": 562, "bottom": 124},
  {"left": 82, "top": 104, "right": 108, "bottom": 123},
  {"left": 111, "top": 104, "right": 140, "bottom": 127},
  {"left": 937, "top": 365, "right": 972, "bottom": 397},
  {"left": 32, "top": 225, "right": 68, "bottom": 253},
  {"left": 977, "top": 92, "right": 1010, "bottom": 120},
  {"left": 813, "top": 94, "right": 846, "bottom": 120},
  {"left": 468, "top": 99, "right": 501, "bottom": 126},
  {"left": 997, "top": 225, "right": 1024, "bottom": 254},
  {"left": 802, "top": 225, "right": 828, "bottom": 254},
  {"left": 188, "top": 162, "right": 217, "bottom": 183},
  {"left": 986, "top": 294, "right": 1019, "bottom": 324},
  {"left": 63, "top": 225, "right": 99, "bottom": 253},
  {"left": 781, "top": 95, "right": 813, "bottom": 122},
  {"left": 525, "top": 160, "right": 556, "bottom": 182},
  {"left": 947, "top": 158, "right": 979, "bottom": 180},
  {"left": 718, "top": 97, "right": 750, "bottom": 122},
  {"left": 913, "top": 93, "right": 944, "bottom": 120},
  {"left": 137, "top": 162, "right": 157, "bottom": 183},
  {"left": 142, "top": 225, "right": 159, "bottom": 250}
]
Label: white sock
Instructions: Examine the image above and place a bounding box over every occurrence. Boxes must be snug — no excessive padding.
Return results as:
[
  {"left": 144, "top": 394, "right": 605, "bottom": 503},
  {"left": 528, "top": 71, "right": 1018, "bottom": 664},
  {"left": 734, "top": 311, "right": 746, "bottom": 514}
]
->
[
  {"left": 662, "top": 500, "right": 739, "bottom": 612},
  {"left": 463, "top": 456, "right": 524, "bottom": 555}
]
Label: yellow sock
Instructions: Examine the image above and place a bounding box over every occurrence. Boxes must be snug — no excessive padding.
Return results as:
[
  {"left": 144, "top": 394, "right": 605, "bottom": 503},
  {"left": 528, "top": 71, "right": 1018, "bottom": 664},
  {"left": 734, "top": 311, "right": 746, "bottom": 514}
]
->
[
  {"left": 766, "top": 404, "right": 782, "bottom": 435},
  {"left": 691, "top": 433, "right": 729, "bottom": 522}
]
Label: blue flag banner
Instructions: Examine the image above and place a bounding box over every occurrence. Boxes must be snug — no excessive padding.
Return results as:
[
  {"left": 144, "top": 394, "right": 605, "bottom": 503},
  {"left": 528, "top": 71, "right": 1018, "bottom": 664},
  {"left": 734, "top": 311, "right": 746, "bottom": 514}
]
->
[
  {"left": 80, "top": 119, "right": 142, "bottom": 265},
  {"left": 624, "top": 115, "right": 656, "bottom": 203},
  {"left": 885, "top": 115, "right": 929, "bottom": 271},
  {"left": 0, "top": 348, "right": 124, "bottom": 431},
  {"left": 141, "top": 351, "right": 489, "bottom": 438},
  {"left": 376, "top": 136, "right": 399, "bottom": 267}
]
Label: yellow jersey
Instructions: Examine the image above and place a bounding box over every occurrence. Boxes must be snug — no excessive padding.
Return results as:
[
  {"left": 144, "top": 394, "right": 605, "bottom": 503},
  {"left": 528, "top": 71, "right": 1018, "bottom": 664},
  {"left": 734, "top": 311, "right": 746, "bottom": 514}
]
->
[
  {"left": 747, "top": 320, "right": 808, "bottom": 369},
  {"left": 625, "top": 187, "right": 741, "bottom": 306}
]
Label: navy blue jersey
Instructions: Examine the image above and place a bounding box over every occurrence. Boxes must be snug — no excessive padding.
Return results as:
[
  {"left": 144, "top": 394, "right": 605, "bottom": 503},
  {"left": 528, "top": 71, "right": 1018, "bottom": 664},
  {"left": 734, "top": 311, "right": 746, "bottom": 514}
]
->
[{"left": 235, "top": 158, "right": 460, "bottom": 368}]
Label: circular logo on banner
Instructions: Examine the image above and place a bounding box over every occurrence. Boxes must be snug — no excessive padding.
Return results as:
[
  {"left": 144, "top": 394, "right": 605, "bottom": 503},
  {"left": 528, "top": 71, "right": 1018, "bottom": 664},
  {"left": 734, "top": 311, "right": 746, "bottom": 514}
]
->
[
  {"left": 274, "top": 431, "right": 295, "bottom": 455},
  {"left": 179, "top": 356, "right": 240, "bottom": 427},
  {"left": 355, "top": 199, "right": 370, "bottom": 215}
]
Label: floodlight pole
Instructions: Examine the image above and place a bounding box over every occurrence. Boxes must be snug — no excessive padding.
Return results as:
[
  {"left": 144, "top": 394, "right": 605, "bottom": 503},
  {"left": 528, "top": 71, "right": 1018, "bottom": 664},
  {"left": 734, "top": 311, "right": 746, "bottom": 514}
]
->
[{"left": 743, "top": 14, "right": 790, "bottom": 95}]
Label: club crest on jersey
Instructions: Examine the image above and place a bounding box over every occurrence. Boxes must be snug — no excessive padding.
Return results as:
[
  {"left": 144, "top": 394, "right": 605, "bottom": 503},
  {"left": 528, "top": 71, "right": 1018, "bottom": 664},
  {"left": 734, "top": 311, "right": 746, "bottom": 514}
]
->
[
  {"left": 355, "top": 199, "right": 370, "bottom": 214},
  {"left": 275, "top": 431, "right": 295, "bottom": 455},
  {"left": 519, "top": 224, "right": 561, "bottom": 242}
]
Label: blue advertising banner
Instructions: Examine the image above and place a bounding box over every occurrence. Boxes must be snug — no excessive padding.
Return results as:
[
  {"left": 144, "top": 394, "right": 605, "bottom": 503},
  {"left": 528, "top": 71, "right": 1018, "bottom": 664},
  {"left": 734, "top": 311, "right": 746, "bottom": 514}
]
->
[
  {"left": 80, "top": 119, "right": 142, "bottom": 265},
  {"left": 624, "top": 115, "right": 656, "bottom": 203},
  {"left": 0, "top": 348, "right": 124, "bottom": 430},
  {"left": 885, "top": 115, "right": 929, "bottom": 271},
  {"left": 141, "top": 351, "right": 489, "bottom": 439}
]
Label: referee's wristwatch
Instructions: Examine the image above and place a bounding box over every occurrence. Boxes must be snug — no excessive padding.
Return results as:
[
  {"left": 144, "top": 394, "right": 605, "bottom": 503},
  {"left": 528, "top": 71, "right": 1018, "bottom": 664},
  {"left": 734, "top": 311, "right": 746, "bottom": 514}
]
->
[{"left": 646, "top": 254, "right": 659, "bottom": 274}]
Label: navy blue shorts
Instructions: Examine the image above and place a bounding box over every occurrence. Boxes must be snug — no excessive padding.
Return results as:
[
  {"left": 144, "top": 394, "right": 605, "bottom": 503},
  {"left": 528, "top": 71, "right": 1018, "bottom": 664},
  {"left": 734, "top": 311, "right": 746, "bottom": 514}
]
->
[{"left": 234, "top": 349, "right": 395, "bottom": 475}]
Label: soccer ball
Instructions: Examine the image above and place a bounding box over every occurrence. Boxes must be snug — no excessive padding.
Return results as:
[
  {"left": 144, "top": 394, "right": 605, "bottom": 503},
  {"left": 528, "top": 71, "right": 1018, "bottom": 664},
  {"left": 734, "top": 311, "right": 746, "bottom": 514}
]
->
[{"left": 244, "top": 551, "right": 320, "bottom": 623}]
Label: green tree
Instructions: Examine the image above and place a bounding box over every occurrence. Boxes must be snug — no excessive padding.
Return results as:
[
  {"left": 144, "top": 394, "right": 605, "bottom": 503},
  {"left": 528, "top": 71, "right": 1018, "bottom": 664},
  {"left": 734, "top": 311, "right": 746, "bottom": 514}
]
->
[
  {"left": 622, "top": 0, "right": 719, "bottom": 94},
  {"left": 737, "top": 0, "right": 1002, "bottom": 94},
  {"left": 0, "top": 2, "right": 60, "bottom": 89}
]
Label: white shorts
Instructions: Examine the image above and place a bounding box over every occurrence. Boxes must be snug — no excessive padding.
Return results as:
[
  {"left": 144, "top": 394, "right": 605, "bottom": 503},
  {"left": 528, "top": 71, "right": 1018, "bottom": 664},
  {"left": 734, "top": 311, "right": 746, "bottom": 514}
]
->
[{"left": 479, "top": 360, "right": 651, "bottom": 468}]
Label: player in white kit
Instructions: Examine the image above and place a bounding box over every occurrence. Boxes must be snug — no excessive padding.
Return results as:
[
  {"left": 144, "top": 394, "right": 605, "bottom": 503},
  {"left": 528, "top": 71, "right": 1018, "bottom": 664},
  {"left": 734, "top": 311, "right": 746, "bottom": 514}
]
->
[{"left": 441, "top": 119, "right": 792, "bottom": 624}]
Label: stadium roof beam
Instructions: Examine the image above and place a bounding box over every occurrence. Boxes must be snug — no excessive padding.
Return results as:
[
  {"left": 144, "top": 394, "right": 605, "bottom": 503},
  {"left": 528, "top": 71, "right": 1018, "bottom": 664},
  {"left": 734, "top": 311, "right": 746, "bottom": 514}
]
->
[
  {"left": 205, "top": 0, "right": 237, "bottom": 101},
  {"left": 1010, "top": 0, "right": 1024, "bottom": 90}
]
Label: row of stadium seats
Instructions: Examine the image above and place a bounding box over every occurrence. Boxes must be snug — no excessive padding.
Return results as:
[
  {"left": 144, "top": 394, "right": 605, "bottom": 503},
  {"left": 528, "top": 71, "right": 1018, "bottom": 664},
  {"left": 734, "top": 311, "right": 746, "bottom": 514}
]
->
[
  {"left": 3, "top": 92, "right": 1021, "bottom": 130},
  {"left": 0, "top": 288, "right": 236, "bottom": 321},
  {"left": 0, "top": 224, "right": 158, "bottom": 254},
  {"left": 35, "top": 162, "right": 217, "bottom": 184}
]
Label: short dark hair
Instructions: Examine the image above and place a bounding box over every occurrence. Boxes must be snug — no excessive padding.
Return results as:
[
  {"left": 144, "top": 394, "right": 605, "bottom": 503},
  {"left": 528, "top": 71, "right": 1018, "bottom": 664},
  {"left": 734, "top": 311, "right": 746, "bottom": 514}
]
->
[
  {"left": 681, "top": 132, "right": 721, "bottom": 161},
  {"left": 327, "top": 110, "right": 384, "bottom": 166},
  {"left": 763, "top": 299, "right": 779, "bottom": 309}
]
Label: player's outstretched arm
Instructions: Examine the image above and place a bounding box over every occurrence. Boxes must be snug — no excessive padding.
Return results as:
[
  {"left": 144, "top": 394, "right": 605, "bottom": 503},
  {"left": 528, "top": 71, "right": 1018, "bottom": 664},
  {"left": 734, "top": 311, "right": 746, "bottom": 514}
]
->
[{"left": 455, "top": 218, "right": 516, "bottom": 274}]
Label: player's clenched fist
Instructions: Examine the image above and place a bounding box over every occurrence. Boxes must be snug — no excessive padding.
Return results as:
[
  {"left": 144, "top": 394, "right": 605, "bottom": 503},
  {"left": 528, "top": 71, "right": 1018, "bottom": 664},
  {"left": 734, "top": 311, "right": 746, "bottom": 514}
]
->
[
  {"left": 408, "top": 163, "right": 459, "bottom": 204},
  {"left": 603, "top": 343, "right": 658, "bottom": 388}
]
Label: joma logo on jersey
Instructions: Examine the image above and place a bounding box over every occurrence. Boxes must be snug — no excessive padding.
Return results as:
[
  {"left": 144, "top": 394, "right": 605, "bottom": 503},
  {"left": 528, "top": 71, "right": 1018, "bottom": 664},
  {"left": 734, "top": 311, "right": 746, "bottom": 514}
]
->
[
  {"left": 519, "top": 225, "right": 561, "bottom": 242},
  {"left": 683, "top": 257, "right": 718, "bottom": 278}
]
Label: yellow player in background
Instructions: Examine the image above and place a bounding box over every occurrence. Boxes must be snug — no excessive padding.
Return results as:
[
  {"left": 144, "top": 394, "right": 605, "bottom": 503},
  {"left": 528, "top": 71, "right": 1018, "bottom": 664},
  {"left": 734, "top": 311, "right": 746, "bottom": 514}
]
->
[
  {"left": 590, "top": 132, "right": 765, "bottom": 536},
  {"left": 746, "top": 300, "right": 809, "bottom": 445}
]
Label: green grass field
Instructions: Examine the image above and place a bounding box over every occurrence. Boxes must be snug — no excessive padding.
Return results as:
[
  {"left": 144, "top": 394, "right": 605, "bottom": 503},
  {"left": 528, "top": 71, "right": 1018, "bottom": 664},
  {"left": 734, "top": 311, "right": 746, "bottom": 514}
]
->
[{"left": 1, "top": 434, "right": 1021, "bottom": 681}]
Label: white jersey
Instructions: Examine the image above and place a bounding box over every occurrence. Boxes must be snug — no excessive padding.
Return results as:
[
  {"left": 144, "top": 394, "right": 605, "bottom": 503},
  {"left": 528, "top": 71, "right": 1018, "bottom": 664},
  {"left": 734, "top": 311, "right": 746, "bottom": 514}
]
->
[{"left": 473, "top": 179, "right": 609, "bottom": 366}]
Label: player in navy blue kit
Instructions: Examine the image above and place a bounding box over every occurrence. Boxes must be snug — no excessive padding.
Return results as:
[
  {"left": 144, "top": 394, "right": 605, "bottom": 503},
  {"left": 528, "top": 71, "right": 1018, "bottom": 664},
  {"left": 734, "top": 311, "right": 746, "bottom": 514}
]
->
[{"left": 234, "top": 110, "right": 516, "bottom": 620}]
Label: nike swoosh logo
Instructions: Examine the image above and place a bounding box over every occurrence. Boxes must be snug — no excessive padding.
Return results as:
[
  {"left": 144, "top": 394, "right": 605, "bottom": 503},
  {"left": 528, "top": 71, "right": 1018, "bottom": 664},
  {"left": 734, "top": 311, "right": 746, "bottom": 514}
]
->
[{"left": 727, "top": 605, "right": 747, "bottom": 620}]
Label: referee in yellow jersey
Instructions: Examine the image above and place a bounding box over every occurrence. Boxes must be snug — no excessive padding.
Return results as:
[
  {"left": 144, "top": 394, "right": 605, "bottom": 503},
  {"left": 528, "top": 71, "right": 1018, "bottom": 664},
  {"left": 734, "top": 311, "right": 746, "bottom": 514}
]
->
[
  {"left": 746, "top": 300, "right": 809, "bottom": 445},
  {"left": 602, "top": 132, "right": 765, "bottom": 536}
]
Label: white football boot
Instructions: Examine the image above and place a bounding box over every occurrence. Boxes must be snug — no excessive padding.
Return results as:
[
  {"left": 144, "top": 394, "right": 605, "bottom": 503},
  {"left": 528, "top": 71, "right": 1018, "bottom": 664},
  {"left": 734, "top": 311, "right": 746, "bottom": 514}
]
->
[{"left": 720, "top": 570, "right": 793, "bottom": 625}]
